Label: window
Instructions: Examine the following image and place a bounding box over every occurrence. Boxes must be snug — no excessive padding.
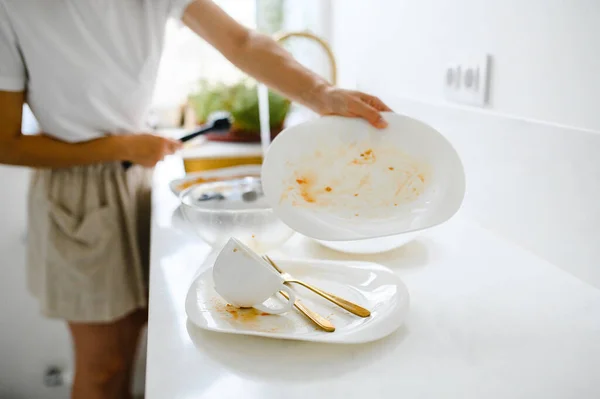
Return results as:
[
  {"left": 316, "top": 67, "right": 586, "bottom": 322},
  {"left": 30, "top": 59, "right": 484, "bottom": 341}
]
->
[{"left": 151, "top": 0, "right": 332, "bottom": 128}]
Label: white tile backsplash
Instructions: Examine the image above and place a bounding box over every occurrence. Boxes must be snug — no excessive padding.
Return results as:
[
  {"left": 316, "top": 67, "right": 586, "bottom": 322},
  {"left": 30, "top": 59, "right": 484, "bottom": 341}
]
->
[{"left": 382, "top": 97, "right": 600, "bottom": 288}]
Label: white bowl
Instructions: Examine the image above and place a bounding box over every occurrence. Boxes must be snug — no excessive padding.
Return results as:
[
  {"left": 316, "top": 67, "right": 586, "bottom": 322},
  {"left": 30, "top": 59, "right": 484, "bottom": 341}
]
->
[
  {"left": 261, "top": 112, "right": 465, "bottom": 241},
  {"left": 316, "top": 232, "right": 420, "bottom": 255}
]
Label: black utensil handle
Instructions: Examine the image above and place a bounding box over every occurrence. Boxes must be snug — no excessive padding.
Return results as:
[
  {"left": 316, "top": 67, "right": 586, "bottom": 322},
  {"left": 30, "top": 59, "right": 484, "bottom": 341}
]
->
[
  {"left": 179, "top": 117, "right": 231, "bottom": 143},
  {"left": 121, "top": 116, "right": 231, "bottom": 170},
  {"left": 179, "top": 128, "right": 210, "bottom": 143}
]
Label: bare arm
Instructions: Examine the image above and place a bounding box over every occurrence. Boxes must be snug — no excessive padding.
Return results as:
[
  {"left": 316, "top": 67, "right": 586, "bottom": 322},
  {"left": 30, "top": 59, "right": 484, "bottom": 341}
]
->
[
  {"left": 0, "top": 91, "right": 129, "bottom": 168},
  {"left": 182, "top": 0, "right": 392, "bottom": 127},
  {"left": 0, "top": 91, "right": 180, "bottom": 168}
]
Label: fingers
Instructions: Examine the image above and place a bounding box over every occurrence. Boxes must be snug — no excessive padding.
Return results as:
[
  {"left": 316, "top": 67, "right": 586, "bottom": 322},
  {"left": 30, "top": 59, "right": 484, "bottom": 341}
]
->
[
  {"left": 357, "top": 93, "right": 393, "bottom": 112},
  {"left": 320, "top": 89, "right": 391, "bottom": 128},
  {"left": 169, "top": 139, "right": 183, "bottom": 152},
  {"left": 348, "top": 99, "right": 388, "bottom": 129},
  {"left": 164, "top": 138, "right": 182, "bottom": 155}
]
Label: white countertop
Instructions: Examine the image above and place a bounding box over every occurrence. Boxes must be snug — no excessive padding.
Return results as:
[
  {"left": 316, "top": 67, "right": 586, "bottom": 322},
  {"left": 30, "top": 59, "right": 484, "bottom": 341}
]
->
[{"left": 146, "top": 157, "right": 600, "bottom": 399}]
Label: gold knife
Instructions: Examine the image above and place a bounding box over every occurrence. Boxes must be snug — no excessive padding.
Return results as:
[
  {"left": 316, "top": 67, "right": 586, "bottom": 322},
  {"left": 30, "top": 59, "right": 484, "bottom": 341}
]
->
[{"left": 278, "top": 289, "right": 335, "bottom": 333}]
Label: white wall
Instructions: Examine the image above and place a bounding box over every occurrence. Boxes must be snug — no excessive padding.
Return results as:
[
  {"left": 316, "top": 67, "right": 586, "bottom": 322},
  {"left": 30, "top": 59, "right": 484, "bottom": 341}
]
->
[
  {"left": 331, "top": 0, "right": 600, "bottom": 287},
  {"left": 334, "top": 0, "right": 600, "bottom": 131}
]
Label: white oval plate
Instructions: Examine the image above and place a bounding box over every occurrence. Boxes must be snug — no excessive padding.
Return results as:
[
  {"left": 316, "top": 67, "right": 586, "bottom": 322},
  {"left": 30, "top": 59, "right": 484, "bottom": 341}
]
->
[
  {"left": 169, "top": 164, "right": 262, "bottom": 196},
  {"left": 261, "top": 113, "right": 465, "bottom": 241},
  {"left": 185, "top": 258, "right": 409, "bottom": 344}
]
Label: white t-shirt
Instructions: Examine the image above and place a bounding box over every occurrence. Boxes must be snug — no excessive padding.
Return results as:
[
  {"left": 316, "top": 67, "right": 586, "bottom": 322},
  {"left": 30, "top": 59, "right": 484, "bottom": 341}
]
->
[{"left": 0, "top": 0, "right": 194, "bottom": 142}]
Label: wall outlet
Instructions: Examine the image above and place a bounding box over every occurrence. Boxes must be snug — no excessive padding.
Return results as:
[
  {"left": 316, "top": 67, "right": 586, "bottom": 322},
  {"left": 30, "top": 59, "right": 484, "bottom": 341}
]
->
[{"left": 444, "top": 54, "right": 491, "bottom": 107}]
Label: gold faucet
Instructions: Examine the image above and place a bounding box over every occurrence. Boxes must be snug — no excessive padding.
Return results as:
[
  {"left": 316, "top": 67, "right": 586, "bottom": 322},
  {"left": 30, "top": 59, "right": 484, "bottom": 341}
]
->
[{"left": 273, "top": 30, "right": 337, "bottom": 86}]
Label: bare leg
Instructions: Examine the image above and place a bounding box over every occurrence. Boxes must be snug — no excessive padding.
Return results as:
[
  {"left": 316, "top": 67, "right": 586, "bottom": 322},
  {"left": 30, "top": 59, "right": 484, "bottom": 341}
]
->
[
  {"left": 68, "top": 308, "right": 148, "bottom": 399},
  {"left": 119, "top": 310, "right": 148, "bottom": 399}
]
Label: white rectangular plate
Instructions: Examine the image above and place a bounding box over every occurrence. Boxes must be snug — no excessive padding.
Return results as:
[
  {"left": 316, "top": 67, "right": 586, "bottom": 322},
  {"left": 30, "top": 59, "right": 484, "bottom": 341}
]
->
[{"left": 185, "top": 258, "right": 409, "bottom": 344}]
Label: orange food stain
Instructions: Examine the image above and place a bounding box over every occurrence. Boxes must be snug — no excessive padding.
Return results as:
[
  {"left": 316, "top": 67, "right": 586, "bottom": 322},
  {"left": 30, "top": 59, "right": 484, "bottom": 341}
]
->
[
  {"left": 352, "top": 149, "right": 376, "bottom": 165},
  {"left": 224, "top": 305, "right": 271, "bottom": 322},
  {"left": 295, "top": 175, "right": 317, "bottom": 203},
  {"left": 177, "top": 173, "right": 260, "bottom": 191},
  {"left": 252, "top": 235, "right": 256, "bottom": 238},
  {"left": 354, "top": 193, "right": 359, "bottom": 197},
  {"left": 394, "top": 175, "right": 412, "bottom": 196},
  {"left": 301, "top": 191, "right": 316, "bottom": 203},
  {"left": 418, "top": 174, "right": 425, "bottom": 182},
  {"left": 325, "top": 186, "right": 332, "bottom": 192},
  {"left": 389, "top": 167, "right": 395, "bottom": 171}
]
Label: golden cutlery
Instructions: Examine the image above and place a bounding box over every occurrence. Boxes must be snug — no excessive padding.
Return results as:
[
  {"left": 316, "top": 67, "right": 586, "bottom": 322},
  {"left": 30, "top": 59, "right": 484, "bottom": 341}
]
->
[
  {"left": 264, "top": 255, "right": 371, "bottom": 318},
  {"left": 277, "top": 289, "right": 335, "bottom": 333}
]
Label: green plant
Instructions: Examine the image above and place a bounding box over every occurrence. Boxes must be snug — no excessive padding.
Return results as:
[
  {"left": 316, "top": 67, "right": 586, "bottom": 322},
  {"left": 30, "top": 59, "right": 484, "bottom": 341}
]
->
[{"left": 188, "top": 79, "right": 290, "bottom": 132}]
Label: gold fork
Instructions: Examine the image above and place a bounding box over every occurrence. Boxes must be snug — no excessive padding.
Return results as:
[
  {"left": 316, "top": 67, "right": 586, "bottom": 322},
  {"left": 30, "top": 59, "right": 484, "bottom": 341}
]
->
[
  {"left": 262, "top": 256, "right": 335, "bottom": 332},
  {"left": 264, "top": 256, "right": 371, "bottom": 318}
]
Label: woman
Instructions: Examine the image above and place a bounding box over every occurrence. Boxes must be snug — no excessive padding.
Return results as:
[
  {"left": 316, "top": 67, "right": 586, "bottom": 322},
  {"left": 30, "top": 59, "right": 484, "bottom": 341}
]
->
[{"left": 0, "top": 1, "right": 391, "bottom": 398}]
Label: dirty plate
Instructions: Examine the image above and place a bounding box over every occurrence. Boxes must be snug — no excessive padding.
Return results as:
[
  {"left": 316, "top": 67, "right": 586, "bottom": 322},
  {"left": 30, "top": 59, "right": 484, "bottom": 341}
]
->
[
  {"left": 261, "top": 113, "right": 465, "bottom": 241},
  {"left": 170, "top": 165, "right": 261, "bottom": 196},
  {"left": 185, "top": 258, "right": 409, "bottom": 344}
]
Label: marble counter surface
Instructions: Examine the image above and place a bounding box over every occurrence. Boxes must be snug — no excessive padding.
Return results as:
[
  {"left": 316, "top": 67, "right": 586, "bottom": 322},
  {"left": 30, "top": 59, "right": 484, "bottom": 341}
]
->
[{"left": 146, "top": 157, "right": 600, "bottom": 399}]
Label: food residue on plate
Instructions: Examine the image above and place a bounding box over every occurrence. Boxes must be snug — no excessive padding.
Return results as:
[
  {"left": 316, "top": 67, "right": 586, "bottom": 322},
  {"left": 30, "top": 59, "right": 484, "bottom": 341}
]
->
[
  {"left": 210, "top": 300, "right": 272, "bottom": 323},
  {"left": 177, "top": 173, "right": 260, "bottom": 191},
  {"left": 224, "top": 305, "right": 271, "bottom": 320},
  {"left": 280, "top": 140, "right": 431, "bottom": 219},
  {"left": 351, "top": 148, "right": 377, "bottom": 165}
]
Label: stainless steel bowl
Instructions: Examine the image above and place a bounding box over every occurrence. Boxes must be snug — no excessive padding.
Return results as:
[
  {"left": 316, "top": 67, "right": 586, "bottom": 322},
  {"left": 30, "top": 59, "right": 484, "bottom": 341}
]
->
[{"left": 179, "top": 177, "right": 294, "bottom": 251}]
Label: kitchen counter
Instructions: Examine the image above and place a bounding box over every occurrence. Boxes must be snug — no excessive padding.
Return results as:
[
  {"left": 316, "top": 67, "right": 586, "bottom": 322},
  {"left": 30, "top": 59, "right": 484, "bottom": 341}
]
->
[{"left": 146, "top": 157, "right": 600, "bottom": 399}]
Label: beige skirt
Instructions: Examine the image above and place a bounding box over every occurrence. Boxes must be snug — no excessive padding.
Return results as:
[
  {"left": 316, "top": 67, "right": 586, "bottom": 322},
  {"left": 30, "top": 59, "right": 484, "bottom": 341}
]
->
[{"left": 26, "top": 163, "right": 152, "bottom": 323}]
